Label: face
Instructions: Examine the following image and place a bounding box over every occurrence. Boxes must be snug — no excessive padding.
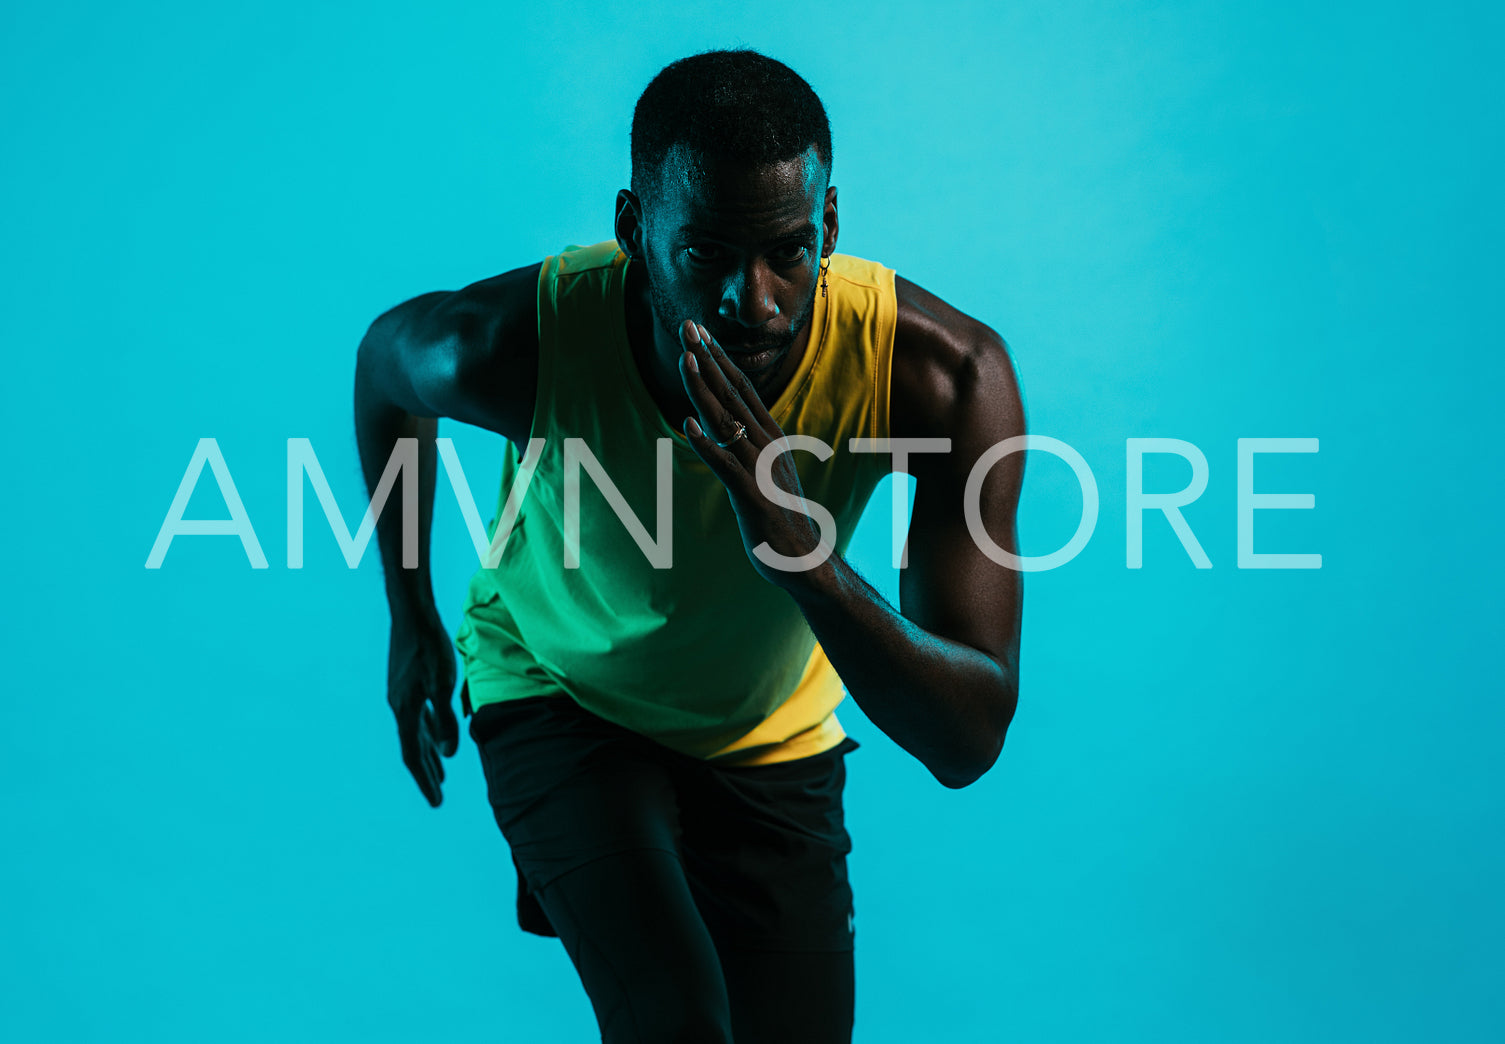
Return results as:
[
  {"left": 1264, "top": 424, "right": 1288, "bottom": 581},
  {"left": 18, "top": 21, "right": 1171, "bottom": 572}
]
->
[{"left": 621, "top": 144, "right": 836, "bottom": 401}]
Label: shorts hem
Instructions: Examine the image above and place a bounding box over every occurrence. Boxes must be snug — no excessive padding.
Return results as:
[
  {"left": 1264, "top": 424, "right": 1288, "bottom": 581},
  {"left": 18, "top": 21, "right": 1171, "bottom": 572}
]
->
[{"left": 521, "top": 841, "right": 683, "bottom": 895}]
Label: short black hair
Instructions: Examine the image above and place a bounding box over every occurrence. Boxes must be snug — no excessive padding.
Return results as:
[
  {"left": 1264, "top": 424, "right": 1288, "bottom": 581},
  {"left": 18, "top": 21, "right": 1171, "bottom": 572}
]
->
[{"left": 630, "top": 49, "right": 832, "bottom": 202}]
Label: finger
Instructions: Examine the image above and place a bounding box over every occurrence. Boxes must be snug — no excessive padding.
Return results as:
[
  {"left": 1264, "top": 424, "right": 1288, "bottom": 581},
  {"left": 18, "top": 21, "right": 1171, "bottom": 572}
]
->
[
  {"left": 396, "top": 703, "right": 422, "bottom": 768},
  {"left": 683, "top": 345, "right": 764, "bottom": 463},
  {"left": 682, "top": 415, "right": 749, "bottom": 487},
  {"left": 432, "top": 695, "right": 460, "bottom": 758},
  {"left": 404, "top": 712, "right": 440, "bottom": 806},
  {"left": 679, "top": 324, "right": 765, "bottom": 445},
  {"left": 676, "top": 322, "right": 733, "bottom": 421},
  {"left": 419, "top": 708, "right": 445, "bottom": 785},
  {"left": 694, "top": 323, "right": 780, "bottom": 433},
  {"left": 693, "top": 325, "right": 760, "bottom": 427},
  {"left": 678, "top": 350, "right": 748, "bottom": 461},
  {"left": 401, "top": 732, "right": 440, "bottom": 806}
]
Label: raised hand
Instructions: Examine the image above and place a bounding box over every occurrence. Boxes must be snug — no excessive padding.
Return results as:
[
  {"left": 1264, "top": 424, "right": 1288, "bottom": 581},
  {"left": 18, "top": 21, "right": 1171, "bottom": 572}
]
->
[{"left": 676, "top": 319, "right": 835, "bottom": 589}]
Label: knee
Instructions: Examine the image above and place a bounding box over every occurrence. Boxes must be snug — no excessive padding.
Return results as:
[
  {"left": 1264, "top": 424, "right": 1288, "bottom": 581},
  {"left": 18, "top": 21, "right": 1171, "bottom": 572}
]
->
[
  {"left": 611, "top": 974, "right": 728, "bottom": 1040},
  {"left": 581, "top": 941, "right": 732, "bottom": 1044},
  {"left": 622, "top": 991, "right": 733, "bottom": 1044}
]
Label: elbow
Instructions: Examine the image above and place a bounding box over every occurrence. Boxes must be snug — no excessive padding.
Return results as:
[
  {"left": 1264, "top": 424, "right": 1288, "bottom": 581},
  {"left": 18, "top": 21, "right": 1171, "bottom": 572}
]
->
[
  {"left": 932, "top": 731, "right": 1005, "bottom": 790},
  {"left": 932, "top": 677, "right": 1017, "bottom": 790},
  {"left": 354, "top": 296, "right": 455, "bottom": 420},
  {"left": 933, "top": 766, "right": 981, "bottom": 791}
]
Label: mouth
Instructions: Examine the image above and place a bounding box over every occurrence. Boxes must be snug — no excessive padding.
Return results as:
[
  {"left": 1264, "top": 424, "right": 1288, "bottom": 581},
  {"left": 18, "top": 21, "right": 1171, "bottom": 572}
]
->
[
  {"left": 719, "top": 333, "right": 800, "bottom": 374},
  {"left": 718, "top": 341, "right": 787, "bottom": 373}
]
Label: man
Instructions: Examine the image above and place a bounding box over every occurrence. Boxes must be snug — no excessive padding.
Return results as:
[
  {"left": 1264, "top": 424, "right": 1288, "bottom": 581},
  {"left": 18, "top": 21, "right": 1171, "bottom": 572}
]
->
[{"left": 354, "top": 49, "right": 1024, "bottom": 1044}]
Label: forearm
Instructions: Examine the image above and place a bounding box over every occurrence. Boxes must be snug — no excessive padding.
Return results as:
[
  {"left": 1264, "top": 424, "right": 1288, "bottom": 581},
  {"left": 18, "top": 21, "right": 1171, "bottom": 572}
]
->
[
  {"left": 353, "top": 347, "right": 440, "bottom": 631},
  {"left": 786, "top": 558, "right": 1018, "bottom": 788}
]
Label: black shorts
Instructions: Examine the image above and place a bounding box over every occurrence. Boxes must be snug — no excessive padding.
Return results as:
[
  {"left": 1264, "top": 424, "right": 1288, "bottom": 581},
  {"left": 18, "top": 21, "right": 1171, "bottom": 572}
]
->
[{"left": 469, "top": 693, "right": 861, "bottom": 952}]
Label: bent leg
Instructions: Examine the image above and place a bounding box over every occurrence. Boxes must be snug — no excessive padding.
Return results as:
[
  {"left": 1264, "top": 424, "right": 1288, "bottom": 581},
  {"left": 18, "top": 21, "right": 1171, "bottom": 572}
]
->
[
  {"left": 674, "top": 740, "right": 862, "bottom": 1043},
  {"left": 535, "top": 847, "right": 734, "bottom": 1044},
  {"left": 719, "top": 947, "right": 855, "bottom": 1044}
]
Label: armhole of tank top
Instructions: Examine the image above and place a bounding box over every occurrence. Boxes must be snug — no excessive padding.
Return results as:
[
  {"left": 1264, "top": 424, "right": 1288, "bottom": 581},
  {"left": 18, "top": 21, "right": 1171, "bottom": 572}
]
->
[
  {"left": 527, "top": 254, "right": 558, "bottom": 450},
  {"left": 874, "top": 263, "right": 898, "bottom": 443}
]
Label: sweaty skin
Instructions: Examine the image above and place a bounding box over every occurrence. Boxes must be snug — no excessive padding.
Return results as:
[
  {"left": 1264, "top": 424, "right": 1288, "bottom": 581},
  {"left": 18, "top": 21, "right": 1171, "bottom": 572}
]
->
[{"left": 354, "top": 148, "right": 1024, "bottom": 802}]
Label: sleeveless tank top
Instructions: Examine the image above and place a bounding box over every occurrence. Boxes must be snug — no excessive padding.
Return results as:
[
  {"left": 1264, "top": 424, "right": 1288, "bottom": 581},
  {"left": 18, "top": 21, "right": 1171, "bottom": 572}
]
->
[{"left": 453, "top": 240, "right": 897, "bottom": 765}]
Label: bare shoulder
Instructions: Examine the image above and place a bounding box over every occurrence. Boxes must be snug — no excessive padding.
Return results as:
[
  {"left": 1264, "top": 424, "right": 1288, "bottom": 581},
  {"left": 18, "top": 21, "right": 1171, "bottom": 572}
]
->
[
  {"left": 891, "top": 275, "right": 1025, "bottom": 447},
  {"left": 367, "top": 261, "right": 542, "bottom": 441}
]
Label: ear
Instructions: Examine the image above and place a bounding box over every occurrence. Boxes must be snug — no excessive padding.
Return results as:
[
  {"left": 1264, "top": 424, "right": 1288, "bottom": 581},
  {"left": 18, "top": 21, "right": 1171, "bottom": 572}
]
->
[
  {"left": 821, "top": 185, "right": 839, "bottom": 258},
  {"left": 615, "top": 189, "right": 645, "bottom": 260}
]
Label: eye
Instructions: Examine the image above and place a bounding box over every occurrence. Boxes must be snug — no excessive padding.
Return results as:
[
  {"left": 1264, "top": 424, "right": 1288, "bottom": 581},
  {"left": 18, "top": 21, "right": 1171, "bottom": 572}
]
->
[
  {"left": 685, "top": 244, "right": 722, "bottom": 263},
  {"left": 769, "top": 243, "right": 809, "bottom": 265}
]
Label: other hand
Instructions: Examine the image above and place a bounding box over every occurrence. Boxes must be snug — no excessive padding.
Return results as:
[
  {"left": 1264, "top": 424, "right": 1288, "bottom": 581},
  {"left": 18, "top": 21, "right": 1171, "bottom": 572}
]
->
[{"left": 387, "top": 616, "right": 460, "bottom": 807}]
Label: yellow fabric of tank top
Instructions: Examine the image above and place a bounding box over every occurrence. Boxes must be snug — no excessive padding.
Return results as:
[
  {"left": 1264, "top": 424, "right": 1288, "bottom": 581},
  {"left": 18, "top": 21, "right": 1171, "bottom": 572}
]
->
[{"left": 453, "top": 240, "right": 896, "bottom": 765}]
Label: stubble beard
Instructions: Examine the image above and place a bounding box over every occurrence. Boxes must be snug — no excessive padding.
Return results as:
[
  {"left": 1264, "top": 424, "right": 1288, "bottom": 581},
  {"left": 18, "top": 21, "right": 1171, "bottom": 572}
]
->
[{"left": 642, "top": 252, "right": 818, "bottom": 401}]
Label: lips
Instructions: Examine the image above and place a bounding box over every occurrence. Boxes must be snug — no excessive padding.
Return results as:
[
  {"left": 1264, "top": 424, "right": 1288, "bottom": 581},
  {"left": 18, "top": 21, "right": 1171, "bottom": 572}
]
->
[
  {"left": 721, "top": 345, "right": 783, "bottom": 371},
  {"left": 718, "top": 333, "right": 788, "bottom": 362}
]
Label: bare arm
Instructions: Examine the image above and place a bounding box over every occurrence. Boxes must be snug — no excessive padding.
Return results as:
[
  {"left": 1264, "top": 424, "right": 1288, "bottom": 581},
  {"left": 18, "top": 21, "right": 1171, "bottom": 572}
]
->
[
  {"left": 675, "top": 276, "right": 1025, "bottom": 789},
  {"left": 352, "top": 262, "right": 540, "bottom": 805},
  {"left": 353, "top": 295, "right": 448, "bottom": 631},
  {"left": 785, "top": 277, "right": 1024, "bottom": 788}
]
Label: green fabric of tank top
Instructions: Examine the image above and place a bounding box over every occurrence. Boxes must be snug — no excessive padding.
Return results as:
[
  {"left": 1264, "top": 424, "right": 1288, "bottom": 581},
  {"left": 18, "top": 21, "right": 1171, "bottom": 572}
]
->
[{"left": 453, "top": 240, "right": 896, "bottom": 760}]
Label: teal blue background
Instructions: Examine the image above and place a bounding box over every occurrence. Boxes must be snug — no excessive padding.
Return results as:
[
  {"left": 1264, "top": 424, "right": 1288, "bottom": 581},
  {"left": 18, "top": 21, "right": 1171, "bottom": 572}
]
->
[{"left": 4, "top": 1, "right": 1500, "bottom": 1040}]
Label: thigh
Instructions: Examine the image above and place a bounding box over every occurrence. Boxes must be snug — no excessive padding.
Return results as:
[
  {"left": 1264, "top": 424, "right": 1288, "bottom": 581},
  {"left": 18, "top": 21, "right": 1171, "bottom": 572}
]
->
[
  {"left": 677, "top": 738, "right": 860, "bottom": 954},
  {"left": 471, "top": 697, "right": 737, "bottom": 1043},
  {"left": 535, "top": 849, "right": 735, "bottom": 1044},
  {"left": 469, "top": 695, "right": 683, "bottom": 893},
  {"left": 675, "top": 740, "right": 860, "bottom": 1041},
  {"left": 718, "top": 948, "right": 854, "bottom": 1044}
]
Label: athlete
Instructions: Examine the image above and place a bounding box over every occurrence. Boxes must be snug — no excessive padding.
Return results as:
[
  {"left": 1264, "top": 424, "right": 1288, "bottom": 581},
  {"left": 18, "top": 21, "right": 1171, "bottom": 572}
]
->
[{"left": 354, "top": 50, "right": 1025, "bottom": 1044}]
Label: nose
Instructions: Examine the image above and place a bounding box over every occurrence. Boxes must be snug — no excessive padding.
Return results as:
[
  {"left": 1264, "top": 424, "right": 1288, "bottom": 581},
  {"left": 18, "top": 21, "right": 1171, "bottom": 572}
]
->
[{"left": 718, "top": 261, "right": 780, "bottom": 328}]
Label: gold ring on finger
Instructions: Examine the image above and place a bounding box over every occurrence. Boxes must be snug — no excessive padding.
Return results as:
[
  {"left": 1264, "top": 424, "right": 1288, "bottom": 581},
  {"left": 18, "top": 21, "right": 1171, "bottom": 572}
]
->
[{"left": 715, "top": 420, "right": 748, "bottom": 449}]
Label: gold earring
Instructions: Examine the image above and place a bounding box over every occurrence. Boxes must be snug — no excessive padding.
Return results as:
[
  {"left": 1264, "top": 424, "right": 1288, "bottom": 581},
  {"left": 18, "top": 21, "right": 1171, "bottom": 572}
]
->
[{"left": 820, "top": 256, "right": 830, "bottom": 298}]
